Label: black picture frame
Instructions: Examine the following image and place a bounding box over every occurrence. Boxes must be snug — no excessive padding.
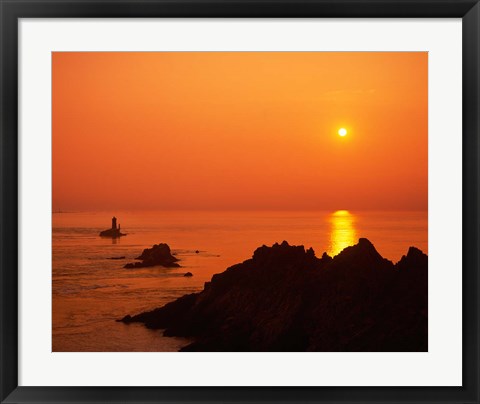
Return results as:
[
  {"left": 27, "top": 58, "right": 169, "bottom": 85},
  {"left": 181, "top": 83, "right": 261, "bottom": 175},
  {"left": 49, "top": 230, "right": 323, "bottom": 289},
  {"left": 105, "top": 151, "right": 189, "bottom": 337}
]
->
[{"left": 1, "top": 0, "right": 478, "bottom": 403}]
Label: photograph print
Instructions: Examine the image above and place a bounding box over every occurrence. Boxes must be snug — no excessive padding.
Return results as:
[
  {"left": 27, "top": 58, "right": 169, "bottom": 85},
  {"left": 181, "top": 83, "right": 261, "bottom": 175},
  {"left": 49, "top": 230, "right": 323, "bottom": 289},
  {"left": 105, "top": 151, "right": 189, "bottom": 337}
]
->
[{"left": 52, "top": 52, "right": 428, "bottom": 352}]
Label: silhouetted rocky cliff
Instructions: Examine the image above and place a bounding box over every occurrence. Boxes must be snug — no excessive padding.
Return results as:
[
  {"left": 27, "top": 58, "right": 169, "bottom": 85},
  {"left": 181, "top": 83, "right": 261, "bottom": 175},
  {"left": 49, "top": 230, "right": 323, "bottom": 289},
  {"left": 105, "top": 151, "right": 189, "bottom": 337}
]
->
[{"left": 120, "top": 238, "right": 427, "bottom": 351}]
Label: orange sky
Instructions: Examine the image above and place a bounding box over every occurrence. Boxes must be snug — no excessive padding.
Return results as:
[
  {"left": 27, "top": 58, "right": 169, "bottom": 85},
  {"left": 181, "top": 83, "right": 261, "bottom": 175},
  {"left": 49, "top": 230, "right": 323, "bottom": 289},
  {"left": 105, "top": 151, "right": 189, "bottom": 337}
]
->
[{"left": 52, "top": 52, "right": 427, "bottom": 211}]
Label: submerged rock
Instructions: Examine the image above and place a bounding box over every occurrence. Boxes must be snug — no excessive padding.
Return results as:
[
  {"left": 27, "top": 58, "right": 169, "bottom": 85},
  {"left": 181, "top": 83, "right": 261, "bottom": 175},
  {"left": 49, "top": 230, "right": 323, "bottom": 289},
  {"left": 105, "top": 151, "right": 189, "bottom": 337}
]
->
[
  {"left": 124, "top": 243, "right": 180, "bottom": 269},
  {"left": 120, "top": 239, "right": 427, "bottom": 352}
]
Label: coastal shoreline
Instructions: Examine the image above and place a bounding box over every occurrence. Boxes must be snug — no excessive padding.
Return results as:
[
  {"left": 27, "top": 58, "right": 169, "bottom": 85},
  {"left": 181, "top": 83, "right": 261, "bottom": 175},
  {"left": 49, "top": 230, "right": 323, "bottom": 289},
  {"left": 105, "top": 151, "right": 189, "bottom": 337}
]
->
[{"left": 120, "top": 238, "right": 428, "bottom": 352}]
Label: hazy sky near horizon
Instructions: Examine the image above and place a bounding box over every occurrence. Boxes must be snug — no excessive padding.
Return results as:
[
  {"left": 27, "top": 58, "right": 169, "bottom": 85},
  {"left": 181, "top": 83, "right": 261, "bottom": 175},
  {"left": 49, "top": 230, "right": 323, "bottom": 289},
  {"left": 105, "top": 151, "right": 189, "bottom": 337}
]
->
[{"left": 53, "top": 52, "right": 427, "bottom": 211}]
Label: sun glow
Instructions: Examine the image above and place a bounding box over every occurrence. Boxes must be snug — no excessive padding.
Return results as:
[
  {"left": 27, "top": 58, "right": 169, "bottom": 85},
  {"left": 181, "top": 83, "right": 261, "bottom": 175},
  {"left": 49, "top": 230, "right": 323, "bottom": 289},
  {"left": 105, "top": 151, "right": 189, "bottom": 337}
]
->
[
  {"left": 338, "top": 128, "right": 347, "bottom": 137},
  {"left": 328, "top": 210, "right": 357, "bottom": 256}
]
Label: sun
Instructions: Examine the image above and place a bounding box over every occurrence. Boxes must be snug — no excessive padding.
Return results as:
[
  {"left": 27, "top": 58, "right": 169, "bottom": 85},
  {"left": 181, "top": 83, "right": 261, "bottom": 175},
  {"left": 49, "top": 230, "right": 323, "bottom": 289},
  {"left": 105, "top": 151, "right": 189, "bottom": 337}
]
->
[{"left": 338, "top": 128, "right": 347, "bottom": 137}]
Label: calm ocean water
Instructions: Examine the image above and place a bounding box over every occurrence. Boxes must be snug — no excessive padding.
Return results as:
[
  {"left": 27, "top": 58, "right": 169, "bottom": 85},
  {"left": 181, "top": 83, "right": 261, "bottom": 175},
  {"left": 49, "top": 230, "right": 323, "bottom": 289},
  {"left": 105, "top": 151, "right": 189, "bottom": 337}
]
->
[{"left": 52, "top": 210, "right": 427, "bottom": 352}]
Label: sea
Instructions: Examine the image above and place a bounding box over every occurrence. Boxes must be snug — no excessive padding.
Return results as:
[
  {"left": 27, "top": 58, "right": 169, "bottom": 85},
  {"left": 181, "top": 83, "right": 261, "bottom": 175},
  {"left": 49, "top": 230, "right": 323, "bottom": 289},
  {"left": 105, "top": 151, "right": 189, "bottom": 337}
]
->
[{"left": 52, "top": 210, "right": 428, "bottom": 352}]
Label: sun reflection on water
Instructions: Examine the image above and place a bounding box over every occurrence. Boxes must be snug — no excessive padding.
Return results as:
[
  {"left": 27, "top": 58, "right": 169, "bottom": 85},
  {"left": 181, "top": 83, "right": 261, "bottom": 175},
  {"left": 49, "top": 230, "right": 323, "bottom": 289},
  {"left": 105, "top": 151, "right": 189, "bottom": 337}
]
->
[{"left": 328, "top": 210, "right": 357, "bottom": 257}]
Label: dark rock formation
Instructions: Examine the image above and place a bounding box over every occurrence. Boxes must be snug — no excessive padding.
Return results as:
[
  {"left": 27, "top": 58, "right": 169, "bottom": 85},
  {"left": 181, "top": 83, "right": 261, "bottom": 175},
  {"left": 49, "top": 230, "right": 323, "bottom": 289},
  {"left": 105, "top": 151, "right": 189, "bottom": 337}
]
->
[
  {"left": 120, "top": 238, "right": 427, "bottom": 352},
  {"left": 100, "top": 228, "right": 126, "bottom": 238},
  {"left": 124, "top": 243, "right": 180, "bottom": 269},
  {"left": 184, "top": 272, "right": 193, "bottom": 277}
]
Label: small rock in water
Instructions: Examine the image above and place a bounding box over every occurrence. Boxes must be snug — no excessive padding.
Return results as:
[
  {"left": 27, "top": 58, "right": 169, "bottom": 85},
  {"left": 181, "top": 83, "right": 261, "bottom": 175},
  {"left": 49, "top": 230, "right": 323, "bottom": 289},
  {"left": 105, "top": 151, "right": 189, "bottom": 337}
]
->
[
  {"left": 195, "top": 250, "right": 200, "bottom": 254},
  {"left": 184, "top": 272, "right": 193, "bottom": 277},
  {"left": 124, "top": 243, "right": 180, "bottom": 268}
]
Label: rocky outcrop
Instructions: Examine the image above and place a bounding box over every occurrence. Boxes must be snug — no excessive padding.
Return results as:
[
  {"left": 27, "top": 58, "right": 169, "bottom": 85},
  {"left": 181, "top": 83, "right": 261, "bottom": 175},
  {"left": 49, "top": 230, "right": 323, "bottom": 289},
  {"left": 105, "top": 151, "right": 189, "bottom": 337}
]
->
[
  {"left": 120, "top": 239, "right": 427, "bottom": 351},
  {"left": 124, "top": 243, "right": 180, "bottom": 269},
  {"left": 99, "top": 228, "right": 125, "bottom": 238}
]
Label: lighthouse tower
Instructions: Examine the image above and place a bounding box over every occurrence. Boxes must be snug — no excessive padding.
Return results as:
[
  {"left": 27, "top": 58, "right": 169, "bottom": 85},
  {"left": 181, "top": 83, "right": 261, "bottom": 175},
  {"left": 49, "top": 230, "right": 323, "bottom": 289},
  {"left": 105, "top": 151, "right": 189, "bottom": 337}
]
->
[{"left": 100, "top": 216, "right": 125, "bottom": 238}]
